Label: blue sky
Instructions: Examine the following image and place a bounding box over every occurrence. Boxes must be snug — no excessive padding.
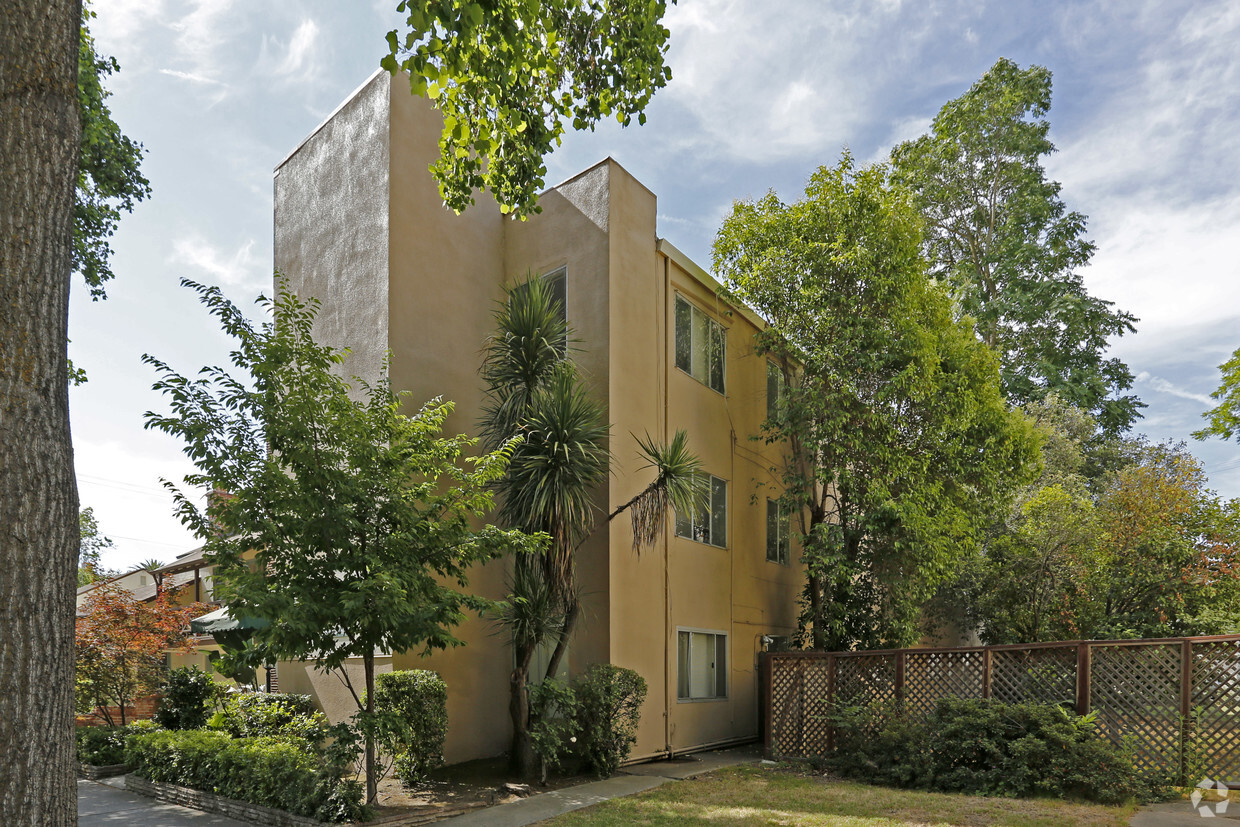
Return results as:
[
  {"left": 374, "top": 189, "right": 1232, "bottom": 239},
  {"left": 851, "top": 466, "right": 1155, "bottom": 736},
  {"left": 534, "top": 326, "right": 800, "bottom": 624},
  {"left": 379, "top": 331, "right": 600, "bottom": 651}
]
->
[{"left": 76, "top": 0, "right": 1240, "bottom": 571}]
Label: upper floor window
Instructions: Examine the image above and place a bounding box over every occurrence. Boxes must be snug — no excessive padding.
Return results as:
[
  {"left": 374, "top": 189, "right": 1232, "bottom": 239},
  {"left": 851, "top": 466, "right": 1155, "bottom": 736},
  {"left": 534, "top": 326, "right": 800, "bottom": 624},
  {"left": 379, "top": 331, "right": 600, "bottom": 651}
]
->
[
  {"left": 767, "top": 360, "right": 787, "bottom": 421},
  {"left": 674, "top": 296, "right": 725, "bottom": 393},
  {"left": 766, "top": 499, "right": 790, "bottom": 565},
  {"left": 512, "top": 267, "right": 567, "bottom": 330},
  {"left": 675, "top": 473, "right": 727, "bottom": 548}
]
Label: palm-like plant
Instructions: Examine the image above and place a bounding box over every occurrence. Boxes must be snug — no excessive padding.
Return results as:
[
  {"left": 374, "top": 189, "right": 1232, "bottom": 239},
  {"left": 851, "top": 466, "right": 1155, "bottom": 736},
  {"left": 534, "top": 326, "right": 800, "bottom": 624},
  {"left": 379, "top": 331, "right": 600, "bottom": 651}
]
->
[{"left": 481, "top": 275, "right": 702, "bottom": 778}]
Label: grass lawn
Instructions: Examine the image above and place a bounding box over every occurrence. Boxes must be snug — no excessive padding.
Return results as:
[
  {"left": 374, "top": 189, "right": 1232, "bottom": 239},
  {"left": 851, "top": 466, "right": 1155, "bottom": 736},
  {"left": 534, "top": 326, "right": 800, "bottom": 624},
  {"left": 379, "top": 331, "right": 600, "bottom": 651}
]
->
[{"left": 538, "top": 765, "right": 1140, "bottom": 826}]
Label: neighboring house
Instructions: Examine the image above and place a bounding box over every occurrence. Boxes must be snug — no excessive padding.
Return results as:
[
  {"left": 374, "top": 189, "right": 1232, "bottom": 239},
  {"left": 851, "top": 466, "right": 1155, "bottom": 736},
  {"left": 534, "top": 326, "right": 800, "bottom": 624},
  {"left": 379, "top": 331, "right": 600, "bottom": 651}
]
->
[{"left": 272, "top": 69, "right": 804, "bottom": 765}]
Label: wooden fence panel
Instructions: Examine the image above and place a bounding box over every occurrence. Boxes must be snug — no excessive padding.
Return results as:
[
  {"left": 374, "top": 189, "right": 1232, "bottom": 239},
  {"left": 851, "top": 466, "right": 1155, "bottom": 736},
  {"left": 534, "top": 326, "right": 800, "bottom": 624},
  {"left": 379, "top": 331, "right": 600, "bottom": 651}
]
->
[
  {"left": 1191, "top": 639, "right": 1240, "bottom": 783},
  {"left": 760, "top": 635, "right": 1240, "bottom": 782}
]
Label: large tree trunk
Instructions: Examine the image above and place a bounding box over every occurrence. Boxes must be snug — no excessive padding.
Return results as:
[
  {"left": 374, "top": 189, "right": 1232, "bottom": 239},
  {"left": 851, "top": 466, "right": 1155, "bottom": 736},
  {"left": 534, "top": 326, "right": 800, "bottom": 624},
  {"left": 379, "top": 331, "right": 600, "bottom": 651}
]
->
[{"left": 0, "top": 1, "right": 82, "bottom": 824}]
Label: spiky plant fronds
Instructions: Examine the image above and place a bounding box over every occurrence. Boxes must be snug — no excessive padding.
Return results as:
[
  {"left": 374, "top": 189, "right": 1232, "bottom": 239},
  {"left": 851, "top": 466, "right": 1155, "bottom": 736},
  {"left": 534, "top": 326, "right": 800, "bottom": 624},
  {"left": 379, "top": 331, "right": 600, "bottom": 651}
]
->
[
  {"left": 610, "top": 430, "right": 708, "bottom": 551},
  {"left": 479, "top": 275, "right": 570, "bottom": 449}
]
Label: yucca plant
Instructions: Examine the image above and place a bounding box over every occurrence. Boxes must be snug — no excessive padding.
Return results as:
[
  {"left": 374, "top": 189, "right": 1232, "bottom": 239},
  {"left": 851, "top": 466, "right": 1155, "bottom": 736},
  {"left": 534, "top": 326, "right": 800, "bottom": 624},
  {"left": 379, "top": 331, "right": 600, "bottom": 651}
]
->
[{"left": 481, "top": 275, "right": 702, "bottom": 778}]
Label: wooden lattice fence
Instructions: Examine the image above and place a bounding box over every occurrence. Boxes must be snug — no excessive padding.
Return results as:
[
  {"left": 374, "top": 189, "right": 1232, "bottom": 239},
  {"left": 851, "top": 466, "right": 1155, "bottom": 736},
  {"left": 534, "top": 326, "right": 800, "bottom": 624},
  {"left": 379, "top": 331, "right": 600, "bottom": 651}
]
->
[{"left": 761, "top": 635, "right": 1240, "bottom": 783}]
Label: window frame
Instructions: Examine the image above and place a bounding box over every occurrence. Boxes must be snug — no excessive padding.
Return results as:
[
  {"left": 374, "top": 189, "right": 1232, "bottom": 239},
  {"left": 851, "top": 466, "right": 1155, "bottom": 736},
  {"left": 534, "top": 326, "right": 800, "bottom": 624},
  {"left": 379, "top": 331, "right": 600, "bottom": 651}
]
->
[
  {"left": 766, "top": 498, "right": 791, "bottom": 565},
  {"left": 676, "top": 626, "right": 729, "bottom": 702},
  {"left": 767, "top": 360, "right": 787, "bottom": 421},
  {"left": 674, "top": 472, "right": 728, "bottom": 548},
  {"left": 674, "top": 294, "right": 726, "bottom": 394}
]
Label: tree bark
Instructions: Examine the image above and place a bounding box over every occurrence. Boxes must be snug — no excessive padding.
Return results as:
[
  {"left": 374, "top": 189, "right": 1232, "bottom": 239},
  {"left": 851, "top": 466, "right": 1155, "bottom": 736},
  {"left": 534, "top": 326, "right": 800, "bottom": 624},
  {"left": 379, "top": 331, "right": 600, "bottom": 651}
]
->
[
  {"left": 508, "top": 641, "right": 536, "bottom": 779},
  {"left": 0, "top": 1, "right": 82, "bottom": 824},
  {"left": 364, "top": 651, "right": 377, "bottom": 805}
]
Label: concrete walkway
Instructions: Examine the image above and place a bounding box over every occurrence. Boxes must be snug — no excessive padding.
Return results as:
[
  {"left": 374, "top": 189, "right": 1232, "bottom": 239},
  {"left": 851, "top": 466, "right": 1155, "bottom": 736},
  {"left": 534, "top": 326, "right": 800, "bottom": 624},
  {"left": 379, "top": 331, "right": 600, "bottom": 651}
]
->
[
  {"left": 439, "top": 745, "right": 762, "bottom": 827},
  {"left": 1131, "top": 799, "right": 1239, "bottom": 825},
  {"left": 78, "top": 776, "right": 247, "bottom": 826}
]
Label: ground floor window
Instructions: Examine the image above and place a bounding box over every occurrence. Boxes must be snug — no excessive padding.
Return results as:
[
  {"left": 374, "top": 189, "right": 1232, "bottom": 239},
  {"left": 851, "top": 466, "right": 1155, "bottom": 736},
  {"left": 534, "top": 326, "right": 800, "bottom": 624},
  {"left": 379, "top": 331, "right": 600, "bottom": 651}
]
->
[{"left": 677, "top": 628, "right": 727, "bottom": 700}]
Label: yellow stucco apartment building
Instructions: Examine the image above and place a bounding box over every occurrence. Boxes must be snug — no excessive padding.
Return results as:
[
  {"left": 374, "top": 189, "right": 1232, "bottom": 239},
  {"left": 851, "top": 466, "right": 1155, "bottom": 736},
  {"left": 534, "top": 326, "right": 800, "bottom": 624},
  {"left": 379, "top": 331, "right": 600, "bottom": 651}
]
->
[{"left": 271, "top": 70, "right": 804, "bottom": 765}]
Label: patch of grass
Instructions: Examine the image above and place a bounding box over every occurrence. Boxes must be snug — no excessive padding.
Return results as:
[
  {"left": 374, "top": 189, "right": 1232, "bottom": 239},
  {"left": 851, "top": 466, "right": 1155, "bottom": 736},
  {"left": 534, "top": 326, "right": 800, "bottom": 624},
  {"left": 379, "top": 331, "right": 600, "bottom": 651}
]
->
[{"left": 539, "top": 765, "right": 1138, "bottom": 826}]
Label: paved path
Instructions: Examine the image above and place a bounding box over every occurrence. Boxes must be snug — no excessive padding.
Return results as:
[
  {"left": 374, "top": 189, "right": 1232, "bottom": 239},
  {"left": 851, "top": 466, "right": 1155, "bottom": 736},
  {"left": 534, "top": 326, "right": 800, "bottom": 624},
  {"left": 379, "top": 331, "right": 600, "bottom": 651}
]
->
[
  {"left": 1131, "top": 799, "right": 1238, "bottom": 825},
  {"left": 78, "top": 776, "right": 247, "bottom": 826},
  {"left": 439, "top": 745, "right": 762, "bottom": 827}
]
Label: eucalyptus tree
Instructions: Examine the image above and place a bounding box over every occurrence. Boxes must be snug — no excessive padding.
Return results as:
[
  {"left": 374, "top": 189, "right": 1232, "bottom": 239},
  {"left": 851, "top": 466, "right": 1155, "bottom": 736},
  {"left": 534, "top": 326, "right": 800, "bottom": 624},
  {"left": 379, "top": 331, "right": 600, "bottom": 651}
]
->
[
  {"left": 144, "top": 279, "right": 541, "bottom": 804},
  {"left": 714, "top": 154, "right": 1040, "bottom": 651},
  {"left": 481, "top": 276, "right": 702, "bottom": 776},
  {"left": 891, "top": 58, "right": 1140, "bottom": 435}
]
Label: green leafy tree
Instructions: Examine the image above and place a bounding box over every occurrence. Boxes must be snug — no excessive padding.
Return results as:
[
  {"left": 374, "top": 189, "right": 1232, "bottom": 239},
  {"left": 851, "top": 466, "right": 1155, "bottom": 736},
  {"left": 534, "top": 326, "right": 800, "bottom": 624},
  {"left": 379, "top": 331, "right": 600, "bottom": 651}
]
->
[
  {"left": 76, "top": 1, "right": 150, "bottom": 299},
  {"left": 891, "top": 58, "right": 1140, "bottom": 434},
  {"left": 382, "top": 0, "right": 674, "bottom": 217},
  {"left": 1194, "top": 344, "right": 1240, "bottom": 443},
  {"left": 143, "top": 278, "right": 541, "bottom": 804},
  {"left": 78, "top": 506, "right": 115, "bottom": 586},
  {"left": 480, "top": 276, "right": 702, "bottom": 777},
  {"left": 713, "top": 154, "right": 1040, "bottom": 651}
]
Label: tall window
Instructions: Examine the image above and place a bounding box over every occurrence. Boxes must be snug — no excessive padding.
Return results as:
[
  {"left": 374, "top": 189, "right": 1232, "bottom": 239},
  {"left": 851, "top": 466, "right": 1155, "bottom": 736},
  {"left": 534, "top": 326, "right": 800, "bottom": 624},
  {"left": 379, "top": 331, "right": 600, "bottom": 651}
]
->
[
  {"left": 677, "top": 629, "right": 727, "bottom": 700},
  {"left": 674, "top": 473, "right": 727, "bottom": 548},
  {"left": 767, "top": 361, "right": 786, "bottom": 420},
  {"left": 674, "top": 296, "right": 725, "bottom": 393},
  {"left": 766, "top": 499, "right": 790, "bottom": 565}
]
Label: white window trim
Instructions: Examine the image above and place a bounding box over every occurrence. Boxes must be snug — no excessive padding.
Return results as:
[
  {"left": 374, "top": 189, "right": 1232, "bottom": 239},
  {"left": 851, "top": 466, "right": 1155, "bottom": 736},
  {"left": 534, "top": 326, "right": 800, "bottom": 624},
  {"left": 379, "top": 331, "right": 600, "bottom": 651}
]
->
[
  {"left": 676, "top": 626, "right": 729, "bottom": 703},
  {"left": 673, "top": 293, "right": 726, "bottom": 395}
]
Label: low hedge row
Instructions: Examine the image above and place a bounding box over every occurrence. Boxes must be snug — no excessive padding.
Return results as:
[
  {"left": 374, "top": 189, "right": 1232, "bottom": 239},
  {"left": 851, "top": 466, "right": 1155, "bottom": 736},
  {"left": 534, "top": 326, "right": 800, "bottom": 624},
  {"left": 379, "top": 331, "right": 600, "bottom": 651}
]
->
[
  {"left": 826, "top": 696, "right": 1153, "bottom": 804},
  {"left": 77, "top": 721, "right": 158, "bottom": 766},
  {"left": 125, "top": 728, "right": 365, "bottom": 823}
]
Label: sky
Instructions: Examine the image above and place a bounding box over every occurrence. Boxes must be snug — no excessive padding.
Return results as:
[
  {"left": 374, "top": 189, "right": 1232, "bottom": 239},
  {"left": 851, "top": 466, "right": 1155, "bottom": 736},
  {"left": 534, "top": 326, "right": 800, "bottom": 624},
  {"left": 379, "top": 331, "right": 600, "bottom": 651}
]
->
[{"left": 75, "top": 0, "right": 1240, "bottom": 573}]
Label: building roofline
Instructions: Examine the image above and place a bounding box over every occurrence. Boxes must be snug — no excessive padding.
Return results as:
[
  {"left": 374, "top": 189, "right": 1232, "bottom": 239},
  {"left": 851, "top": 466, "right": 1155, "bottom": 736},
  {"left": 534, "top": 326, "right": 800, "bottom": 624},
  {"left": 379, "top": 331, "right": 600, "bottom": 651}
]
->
[
  {"left": 274, "top": 67, "right": 388, "bottom": 174},
  {"left": 655, "top": 238, "right": 767, "bottom": 332}
]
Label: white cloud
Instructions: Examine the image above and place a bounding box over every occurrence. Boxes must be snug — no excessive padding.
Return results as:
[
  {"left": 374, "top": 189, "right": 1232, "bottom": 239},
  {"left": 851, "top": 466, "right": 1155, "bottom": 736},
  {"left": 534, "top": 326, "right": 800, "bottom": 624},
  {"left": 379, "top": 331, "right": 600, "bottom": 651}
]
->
[
  {"left": 1134, "top": 372, "right": 1216, "bottom": 407},
  {"left": 257, "top": 19, "right": 322, "bottom": 84},
  {"left": 171, "top": 235, "right": 261, "bottom": 289},
  {"left": 158, "top": 68, "right": 228, "bottom": 86},
  {"left": 163, "top": 0, "right": 239, "bottom": 101}
]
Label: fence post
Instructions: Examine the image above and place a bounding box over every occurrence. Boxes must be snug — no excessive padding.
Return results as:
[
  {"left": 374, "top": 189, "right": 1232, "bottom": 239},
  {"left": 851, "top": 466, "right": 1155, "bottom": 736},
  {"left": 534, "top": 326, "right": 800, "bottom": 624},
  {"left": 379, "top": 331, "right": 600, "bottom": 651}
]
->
[
  {"left": 826, "top": 654, "right": 836, "bottom": 755},
  {"left": 895, "top": 651, "right": 905, "bottom": 701},
  {"left": 1180, "top": 639, "right": 1193, "bottom": 785},
  {"left": 982, "top": 647, "right": 992, "bottom": 699},
  {"left": 760, "top": 653, "right": 773, "bottom": 759},
  {"left": 1076, "top": 643, "right": 1091, "bottom": 715}
]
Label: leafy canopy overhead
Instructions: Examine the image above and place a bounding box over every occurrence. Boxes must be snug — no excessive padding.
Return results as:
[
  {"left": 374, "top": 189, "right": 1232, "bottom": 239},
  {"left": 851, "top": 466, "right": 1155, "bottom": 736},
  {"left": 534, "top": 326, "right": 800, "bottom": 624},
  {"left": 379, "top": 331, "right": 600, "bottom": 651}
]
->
[
  {"left": 382, "top": 0, "right": 674, "bottom": 217},
  {"left": 77, "top": 1, "right": 150, "bottom": 298},
  {"left": 891, "top": 58, "right": 1140, "bottom": 435},
  {"left": 714, "top": 154, "right": 1039, "bottom": 651}
]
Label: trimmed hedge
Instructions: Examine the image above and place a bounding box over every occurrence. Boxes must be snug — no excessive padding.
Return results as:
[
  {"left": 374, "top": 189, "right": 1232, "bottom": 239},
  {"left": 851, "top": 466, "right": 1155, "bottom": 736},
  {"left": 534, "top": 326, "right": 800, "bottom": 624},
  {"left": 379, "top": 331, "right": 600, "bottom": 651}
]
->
[
  {"left": 77, "top": 721, "right": 159, "bottom": 766},
  {"left": 573, "top": 664, "right": 647, "bottom": 778},
  {"left": 370, "top": 670, "right": 447, "bottom": 786},
  {"left": 827, "top": 696, "right": 1150, "bottom": 804},
  {"left": 155, "top": 666, "right": 219, "bottom": 730},
  {"left": 211, "top": 691, "right": 330, "bottom": 742},
  {"left": 125, "top": 728, "right": 365, "bottom": 823}
]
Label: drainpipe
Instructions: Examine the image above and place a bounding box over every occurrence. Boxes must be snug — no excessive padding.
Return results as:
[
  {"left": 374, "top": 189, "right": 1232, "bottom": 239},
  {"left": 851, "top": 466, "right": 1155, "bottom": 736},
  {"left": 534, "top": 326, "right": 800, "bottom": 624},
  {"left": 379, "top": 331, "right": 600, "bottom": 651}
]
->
[{"left": 662, "top": 250, "right": 673, "bottom": 759}]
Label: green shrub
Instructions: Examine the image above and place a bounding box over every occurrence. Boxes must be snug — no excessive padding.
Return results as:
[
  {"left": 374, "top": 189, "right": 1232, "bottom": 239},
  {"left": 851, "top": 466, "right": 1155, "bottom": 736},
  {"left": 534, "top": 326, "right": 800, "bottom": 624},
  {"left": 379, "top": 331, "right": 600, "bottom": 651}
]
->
[
  {"left": 572, "top": 664, "right": 647, "bottom": 778},
  {"left": 154, "top": 666, "right": 219, "bottom": 730},
  {"left": 529, "top": 678, "right": 581, "bottom": 781},
  {"left": 212, "top": 691, "right": 330, "bottom": 743},
  {"left": 826, "top": 696, "right": 1148, "bottom": 804},
  {"left": 125, "top": 728, "right": 366, "bottom": 823},
  {"left": 77, "top": 723, "right": 157, "bottom": 766},
  {"left": 368, "top": 670, "right": 448, "bottom": 786}
]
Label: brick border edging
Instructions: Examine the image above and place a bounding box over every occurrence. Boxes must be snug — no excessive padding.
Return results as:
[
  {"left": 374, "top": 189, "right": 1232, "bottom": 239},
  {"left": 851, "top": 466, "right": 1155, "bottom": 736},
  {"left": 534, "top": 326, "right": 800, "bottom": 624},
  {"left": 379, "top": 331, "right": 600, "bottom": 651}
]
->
[
  {"left": 77, "top": 761, "right": 130, "bottom": 780},
  {"left": 126, "top": 774, "right": 324, "bottom": 826}
]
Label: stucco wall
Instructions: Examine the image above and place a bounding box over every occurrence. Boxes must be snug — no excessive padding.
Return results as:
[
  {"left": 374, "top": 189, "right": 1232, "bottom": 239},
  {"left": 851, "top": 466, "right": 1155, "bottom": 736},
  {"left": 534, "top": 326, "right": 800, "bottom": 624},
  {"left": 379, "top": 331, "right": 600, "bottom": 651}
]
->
[{"left": 273, "top": 70, "right": 391, "bottom": 391}]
